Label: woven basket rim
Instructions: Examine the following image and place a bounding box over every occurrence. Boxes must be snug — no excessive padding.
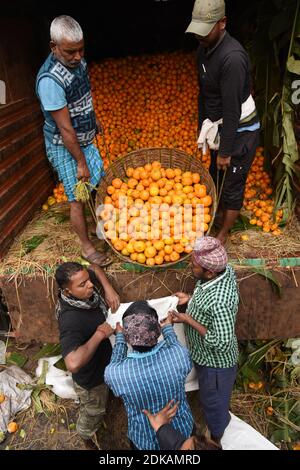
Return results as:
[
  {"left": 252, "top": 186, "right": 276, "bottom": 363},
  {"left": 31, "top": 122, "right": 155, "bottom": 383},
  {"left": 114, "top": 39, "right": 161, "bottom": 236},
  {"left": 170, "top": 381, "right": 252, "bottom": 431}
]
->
[{"left": 96, "top": 147, "right": 216, "bottom": 269}]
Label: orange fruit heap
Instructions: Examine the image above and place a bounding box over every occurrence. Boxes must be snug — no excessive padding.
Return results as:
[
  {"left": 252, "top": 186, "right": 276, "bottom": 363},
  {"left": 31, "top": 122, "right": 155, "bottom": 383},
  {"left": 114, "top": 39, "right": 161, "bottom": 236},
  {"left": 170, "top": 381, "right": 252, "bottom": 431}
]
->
[
  {"left": 90, "top": 53, "right": 280, "bottom": 236},
  {"left": 53, "top": 182, "right": 68, "bottom": 204},
  {"left": 90, "top": 52, "right": 204, "bottom": 166},
  {"left": 243, "top": 147, "right": 282, "bottom": 235},
  {"left": 99, "top": 161, "right": 212, "bottom": 266},
  {"left": 42, "top": 182, "right": 68, "bottom": 211}
]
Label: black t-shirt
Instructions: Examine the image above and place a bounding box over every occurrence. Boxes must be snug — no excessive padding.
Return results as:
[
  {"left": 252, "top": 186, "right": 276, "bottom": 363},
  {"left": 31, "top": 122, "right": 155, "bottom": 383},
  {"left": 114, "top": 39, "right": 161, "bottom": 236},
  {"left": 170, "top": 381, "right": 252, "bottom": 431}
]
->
[{"left": 58, "top": 271, "right": 112, "bottom": 390}]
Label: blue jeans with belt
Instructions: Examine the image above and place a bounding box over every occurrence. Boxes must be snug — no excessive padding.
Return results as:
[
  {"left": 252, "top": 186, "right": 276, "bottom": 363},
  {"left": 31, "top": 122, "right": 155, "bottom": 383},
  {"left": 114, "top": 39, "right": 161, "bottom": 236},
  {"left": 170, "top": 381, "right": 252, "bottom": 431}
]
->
[{"left": 195, "top": 363, "right": 237, "bottom": 440}]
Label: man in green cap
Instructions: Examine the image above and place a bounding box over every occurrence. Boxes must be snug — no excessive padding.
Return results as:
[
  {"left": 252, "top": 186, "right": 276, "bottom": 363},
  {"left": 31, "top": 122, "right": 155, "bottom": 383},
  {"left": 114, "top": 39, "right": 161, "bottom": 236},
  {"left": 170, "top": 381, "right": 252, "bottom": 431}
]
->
[{"left": 186, "top": 0, "right": 260, "bottom": 245}]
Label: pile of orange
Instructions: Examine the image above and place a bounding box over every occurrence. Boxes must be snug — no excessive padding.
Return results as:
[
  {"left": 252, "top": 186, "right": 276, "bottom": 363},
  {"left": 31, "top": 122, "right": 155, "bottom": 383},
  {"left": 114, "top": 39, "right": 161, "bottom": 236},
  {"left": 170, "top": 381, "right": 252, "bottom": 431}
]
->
[
  {"left": 89, "top": 52, "right": 200, "bottom": 166},
  {"left": 99, "top": 161, "right": 212, "bottom": 266},
  {"left": 90, "top": 54, "right": 282, "bottom": 236},
  {"left": 196, "top": 147, "right": 283, "bottom": 235},
  {"left": 42, "top": 183, "right": 68, "bottom": 211},
  {"left": 243, "top": 147, "right": 282, "bottom": 235}
]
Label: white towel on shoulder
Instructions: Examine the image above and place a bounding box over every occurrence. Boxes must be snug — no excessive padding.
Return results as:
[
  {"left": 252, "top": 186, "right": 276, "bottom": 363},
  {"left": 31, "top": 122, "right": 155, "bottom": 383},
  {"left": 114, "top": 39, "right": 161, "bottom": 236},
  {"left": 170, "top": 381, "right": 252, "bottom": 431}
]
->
[{"left": 197, "top": 95, "right": 256, "bottom": 153}]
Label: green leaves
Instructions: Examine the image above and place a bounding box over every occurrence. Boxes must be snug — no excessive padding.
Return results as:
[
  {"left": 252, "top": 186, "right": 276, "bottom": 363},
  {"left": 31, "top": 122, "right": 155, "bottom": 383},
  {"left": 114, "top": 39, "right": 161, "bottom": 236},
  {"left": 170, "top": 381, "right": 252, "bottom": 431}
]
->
[
  {"left": 271, "top": 429, "right": 291, "bottom": 444},
  {"left": 291, "top": 366, "right": 300, "bottom": 381},
  {"left": 121, "top": 263, "right": 147, "bottom": 273},
  {"left": 287, "top": 56, "right": 300, "bottom": 74},
  {"left": 239, "top": 363, "right": 262, "bottom": 383},
  {"left": 53, "top": 357, "right": 67, "bottom": 371},
  {"left": 245, "top": 0, "right": 300, "bottom": 219},
  {"left": 22, "top": 235, "right": 47, "bottom": 255},
  {"left": 31, "top": 361, "right": 53, "bottom": 416},
  {"left": 236, "top": 338, "right": 300, "bottom": 448},
  {"left": 33, "top": 344, "right": 61, "bottom": 360},
  {"left": 250, "top": 267, "right": 282, "bottom": 297},
  {"left": 273, "top": 1, "right": 300, "bottom": 215},
  {"left": 6, "top": 352, "right": 27, "bottom": 368},
  {"left": 230, "top": 214, "right": 260, "bottom": 233}
]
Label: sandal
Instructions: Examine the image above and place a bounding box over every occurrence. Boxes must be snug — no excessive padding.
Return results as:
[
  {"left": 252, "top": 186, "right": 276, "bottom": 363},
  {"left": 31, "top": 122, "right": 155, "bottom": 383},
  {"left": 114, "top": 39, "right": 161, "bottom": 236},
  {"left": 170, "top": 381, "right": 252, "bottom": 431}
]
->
[{"left": 81, "top": 251, "right": 113, "bottom": 268}]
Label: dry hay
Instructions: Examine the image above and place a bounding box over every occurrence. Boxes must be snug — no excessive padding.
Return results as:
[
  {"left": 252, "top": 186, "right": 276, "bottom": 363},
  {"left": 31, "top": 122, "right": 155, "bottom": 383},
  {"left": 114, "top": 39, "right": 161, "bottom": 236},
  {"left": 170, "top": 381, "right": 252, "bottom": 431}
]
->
[
  {"left": 0, "top": 205, "right": 78, "bottom": 277},
  {"left": 226, "top": 215, "right": 300, "bottom": 264},
  {"left": 0, "top": 204, "right": 90, "bottom": 278},
  {"left": 3, "top": 397, "right": 85, "bottom": 451},
  {"left": 231, "top": 385, "right": 300, "bottom": 448},
  {"left": 231, "top": 391, "right": 270, "bottom": 437}
]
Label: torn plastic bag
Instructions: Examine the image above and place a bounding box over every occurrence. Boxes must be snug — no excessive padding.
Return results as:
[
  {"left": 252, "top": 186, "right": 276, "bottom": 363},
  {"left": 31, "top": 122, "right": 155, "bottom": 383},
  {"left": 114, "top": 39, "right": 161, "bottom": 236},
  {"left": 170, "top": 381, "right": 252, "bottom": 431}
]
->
[
  {"left": 0, "top": 366, "right": 33, "bottom": 440},
  {"left": 35, "top": 356, "right": 77, "bottom": 400}
]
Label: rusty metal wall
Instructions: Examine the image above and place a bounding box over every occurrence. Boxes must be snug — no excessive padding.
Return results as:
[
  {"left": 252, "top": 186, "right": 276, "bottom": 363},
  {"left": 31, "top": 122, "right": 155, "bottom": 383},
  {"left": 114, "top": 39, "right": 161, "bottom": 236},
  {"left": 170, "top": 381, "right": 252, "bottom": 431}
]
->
[
  {"left": 0, "top": 15, "right": 46, "bottom": 104},
  {"left": 0, "top": 98, "right": 54, "bottom": 258},
  {"left": 0, "top": 12, "right": 55, "bottom": 258}
]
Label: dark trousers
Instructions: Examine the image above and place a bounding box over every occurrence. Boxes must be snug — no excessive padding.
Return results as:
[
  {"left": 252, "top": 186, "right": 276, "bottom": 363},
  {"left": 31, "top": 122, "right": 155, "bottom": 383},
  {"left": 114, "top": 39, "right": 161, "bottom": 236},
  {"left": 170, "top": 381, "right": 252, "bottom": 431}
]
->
[
  {"left": 195, "top": 363, "right": 237, "bottom": 440},
  {"left": 210, "top": 129, "right": 260, "bottom": 211}
]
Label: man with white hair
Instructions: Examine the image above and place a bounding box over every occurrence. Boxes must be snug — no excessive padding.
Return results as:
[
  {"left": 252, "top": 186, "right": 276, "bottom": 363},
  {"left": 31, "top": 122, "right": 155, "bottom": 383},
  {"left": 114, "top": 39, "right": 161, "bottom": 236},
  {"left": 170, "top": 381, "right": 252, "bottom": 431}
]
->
[{"left": 36, "top": 15, "right": 111, "bottom": 267}]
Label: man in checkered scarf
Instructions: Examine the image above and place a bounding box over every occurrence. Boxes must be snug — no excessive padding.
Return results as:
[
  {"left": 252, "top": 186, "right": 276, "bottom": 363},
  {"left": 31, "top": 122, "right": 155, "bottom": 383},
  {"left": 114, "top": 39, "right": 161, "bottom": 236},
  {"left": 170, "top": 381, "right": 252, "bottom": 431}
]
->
[
  {"left": 193, "top": 236, "right": 228, "bottom": 273},
  {"left": 172, "top": 236, "right": 239, "bottom": 448}
]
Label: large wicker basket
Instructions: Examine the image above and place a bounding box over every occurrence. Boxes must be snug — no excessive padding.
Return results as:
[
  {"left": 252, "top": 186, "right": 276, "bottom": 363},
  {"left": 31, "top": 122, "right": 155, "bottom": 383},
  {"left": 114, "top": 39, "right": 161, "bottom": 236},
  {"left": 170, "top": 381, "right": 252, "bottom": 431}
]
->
[{"left": 96, "top": 147, "right": 217, "bottom": 268}]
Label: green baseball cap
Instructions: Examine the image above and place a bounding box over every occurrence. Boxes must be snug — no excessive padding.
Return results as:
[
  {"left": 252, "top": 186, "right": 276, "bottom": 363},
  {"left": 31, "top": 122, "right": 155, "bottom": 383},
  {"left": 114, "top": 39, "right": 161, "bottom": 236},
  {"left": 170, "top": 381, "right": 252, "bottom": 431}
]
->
[{"left": 186, "top": 0, "right": 225, "bottom": 37}]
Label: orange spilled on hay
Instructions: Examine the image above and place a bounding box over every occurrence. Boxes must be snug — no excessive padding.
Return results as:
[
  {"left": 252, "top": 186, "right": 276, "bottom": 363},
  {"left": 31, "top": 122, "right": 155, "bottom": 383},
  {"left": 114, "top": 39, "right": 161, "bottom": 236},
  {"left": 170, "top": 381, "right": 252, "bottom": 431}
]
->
[
  {"left": 42, "top": 182, "right": 68, "bottom": 211},
  {"left": 99, "top": 158, "right": 213, "bottom": 267},
  {"left": 7, "top": 422, "right": 18, "bottom": 433},
  {"left": 200, "top": 147, "right": 284, "bottom": 236},
  {"left": 244, "top": 147, "right": 283, "bottom": 235}
]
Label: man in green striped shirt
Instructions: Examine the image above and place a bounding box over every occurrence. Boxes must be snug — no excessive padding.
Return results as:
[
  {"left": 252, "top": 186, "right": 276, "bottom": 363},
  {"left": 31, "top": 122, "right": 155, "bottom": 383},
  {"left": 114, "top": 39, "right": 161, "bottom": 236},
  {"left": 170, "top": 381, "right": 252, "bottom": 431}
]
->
[{"left": 172, "top": 236, "right": 239, "bottom": 446}]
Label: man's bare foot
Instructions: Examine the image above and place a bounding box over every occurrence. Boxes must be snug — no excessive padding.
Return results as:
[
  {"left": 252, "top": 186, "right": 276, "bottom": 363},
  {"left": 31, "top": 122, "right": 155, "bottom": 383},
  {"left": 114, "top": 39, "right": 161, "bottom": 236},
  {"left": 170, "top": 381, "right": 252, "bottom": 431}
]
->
[{"left": 215, "top": 232, "right": 228, "bottom": 246}]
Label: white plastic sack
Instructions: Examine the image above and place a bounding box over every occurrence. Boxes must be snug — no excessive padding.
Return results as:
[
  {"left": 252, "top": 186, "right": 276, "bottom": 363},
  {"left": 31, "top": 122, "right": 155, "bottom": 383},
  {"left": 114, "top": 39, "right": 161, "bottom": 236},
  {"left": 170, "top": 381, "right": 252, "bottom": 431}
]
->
[
  {"left": 0, "top": 366, "right": 33, "bottom": 435},
  {"left": 106, "top": 296, "right": 198, "bottom": 392},
  {"left": 290, "top": 338, "right": 300, "bottom": 366},
  {"left": 221, "top": 412, "right": 278, "bottom": 450},
  {"left": 35, "top": 356, "right": 77, "bottom": 400}
]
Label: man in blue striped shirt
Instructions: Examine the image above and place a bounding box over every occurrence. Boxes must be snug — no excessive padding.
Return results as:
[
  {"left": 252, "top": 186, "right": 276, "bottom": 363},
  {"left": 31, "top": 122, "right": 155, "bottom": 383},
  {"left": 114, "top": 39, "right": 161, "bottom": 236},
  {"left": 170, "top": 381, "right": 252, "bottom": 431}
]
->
[{"left": 104, "top": 301, "right": 194, "bottom": 450}]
